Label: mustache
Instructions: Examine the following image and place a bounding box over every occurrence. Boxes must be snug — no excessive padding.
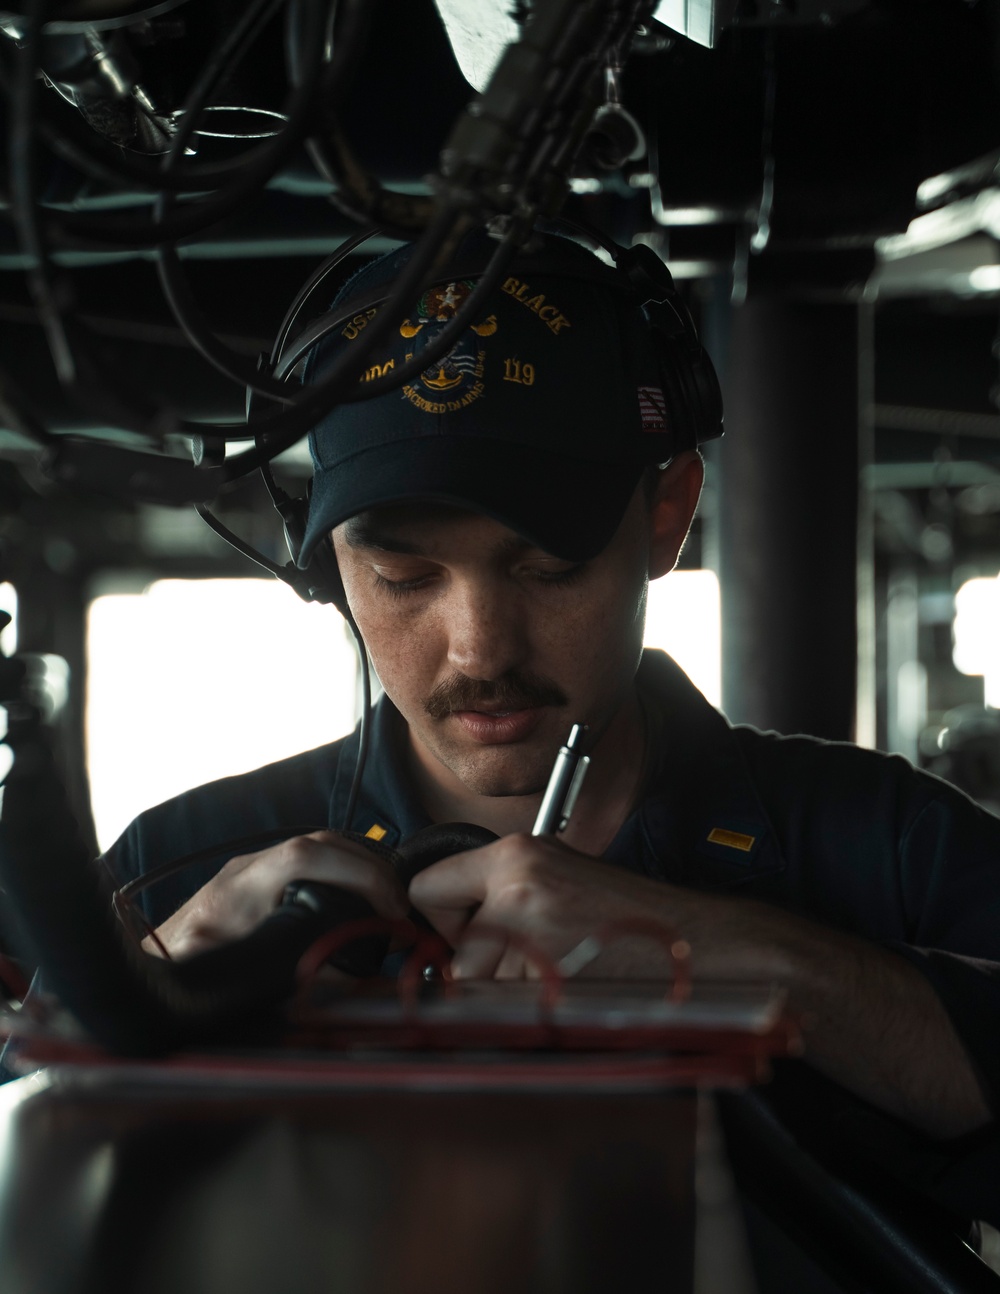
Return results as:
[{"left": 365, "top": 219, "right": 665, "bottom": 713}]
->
[{"left": 424, "top": 670, "right": 569, "bottom": 719}]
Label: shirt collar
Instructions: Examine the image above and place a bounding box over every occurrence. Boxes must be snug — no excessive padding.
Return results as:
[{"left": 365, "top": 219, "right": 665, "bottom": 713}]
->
[
  {"left": 624, "top": 650, "right": 787, "bottom": 888},
  {"left": 329, "top": 649, "right": 787, "bottom": 887}
]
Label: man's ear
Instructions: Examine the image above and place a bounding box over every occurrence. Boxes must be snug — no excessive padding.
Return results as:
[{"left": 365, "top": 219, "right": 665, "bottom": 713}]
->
[{"left": 648, "top": 451, "right": 705, "bottom": 579}]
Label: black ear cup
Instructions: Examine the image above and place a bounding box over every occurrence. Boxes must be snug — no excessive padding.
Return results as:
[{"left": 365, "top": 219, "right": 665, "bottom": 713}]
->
[
  {"left": 247, "top": 355, "right": 350, "bottom": 614},
  {"left": 647, "top": 323, "right": 725, "bottom": 454},
  {"left": 304, "top": 535, "right": 348, "bottom": 616},
  {"left": 272, "top": 484, "right": 348, "bottom": 615},
  {"left": 615, "top": 241, "right": 724, "bottom": 454},
  {"left": 679, "top": 336, "right": 725, "bottom": 447}
]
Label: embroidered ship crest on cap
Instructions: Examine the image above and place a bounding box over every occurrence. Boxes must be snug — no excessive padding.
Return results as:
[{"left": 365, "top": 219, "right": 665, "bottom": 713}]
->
[{"left": 395, "top": 280, "right": 496, "bottom": 415}]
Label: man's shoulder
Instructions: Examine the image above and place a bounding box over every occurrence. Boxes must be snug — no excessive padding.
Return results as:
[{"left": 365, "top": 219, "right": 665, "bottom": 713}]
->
[
  {"left": 731, "top": 723, "right": 969, "bottom": 816},
  {"left": 732, "top": 723, "right": 909, "bottom": 779},
  {"left": 640, "top": 649, "right": 959, "bottom": 819},
  {"left": 143, "top": 735, "right": 350, "bottom": 821},
  {"left": 640, "top": 649, "right": 999, "bottom": 862},
  {"left": 726, "top": 724, "right": 1000, "bottom": 908},
  {"left": 105, "top": 734, "right": 355, "bottom": 893}
]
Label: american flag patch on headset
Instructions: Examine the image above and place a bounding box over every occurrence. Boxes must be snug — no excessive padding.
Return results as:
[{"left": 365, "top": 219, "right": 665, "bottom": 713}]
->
[{"left": 638, "top": 385, "right": 667, "bottom": 432}]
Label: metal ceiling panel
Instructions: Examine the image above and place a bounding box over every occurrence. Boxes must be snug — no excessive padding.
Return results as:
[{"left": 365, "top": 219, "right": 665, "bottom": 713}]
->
[
  {"left": 432, "top": 0, "right": 519, "bottom": 91},
  {"left": 653, "top": 0, "right": 718, "bottom": 48}
]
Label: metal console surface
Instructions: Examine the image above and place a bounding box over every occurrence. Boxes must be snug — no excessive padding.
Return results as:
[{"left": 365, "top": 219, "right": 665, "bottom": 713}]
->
[{"left": 0, "top": 1066, "right": 756, "bottom": 1294}]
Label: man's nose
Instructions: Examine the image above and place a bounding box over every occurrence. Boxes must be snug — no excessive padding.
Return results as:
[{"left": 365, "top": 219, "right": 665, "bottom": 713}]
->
[{"left": 444, "top": 579, "right": 529, "bottom": 681}]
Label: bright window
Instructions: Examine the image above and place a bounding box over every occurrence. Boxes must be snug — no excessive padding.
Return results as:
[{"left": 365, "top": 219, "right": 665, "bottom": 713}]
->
[
  {"left": 86, "top": 569, "right": 723, "bottom": 853},
  {"left": 953, "top": 574, "right": 1000, "bottom": 707},
  {"left": 644, "top": 569, "right": 721, "bottom": 706},
  {"left": 86, "top": 579, "right": 358, "bottom": 852},
  {"left": 0, "top": 582, "right": 17, "bottom": 656}
]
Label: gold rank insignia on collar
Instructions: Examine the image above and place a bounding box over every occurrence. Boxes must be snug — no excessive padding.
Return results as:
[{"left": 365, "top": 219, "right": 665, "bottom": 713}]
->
[{"left": 706, "top": 827, "right": 756, "bottom": 853}]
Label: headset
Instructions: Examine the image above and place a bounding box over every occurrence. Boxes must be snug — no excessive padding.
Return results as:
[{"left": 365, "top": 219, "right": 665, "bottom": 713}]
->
[
  {"left": 235, "top": 218, "right": 724, "bottom": 611},
  {"left": 197, "top": 219, "right": 724, "bottom": 829}
]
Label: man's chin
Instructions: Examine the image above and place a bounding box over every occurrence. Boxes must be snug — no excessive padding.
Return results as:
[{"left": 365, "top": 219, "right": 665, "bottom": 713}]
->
[
  {"left": 452, "top": 763, "right": 548, "bottom": 800},
  {"left": 444, "top": 745, "right": 551, "bottom": 800}
]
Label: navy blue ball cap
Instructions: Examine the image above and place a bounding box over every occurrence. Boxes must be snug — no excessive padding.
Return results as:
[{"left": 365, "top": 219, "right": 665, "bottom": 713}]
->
[{"left": 299, "top": 231, "right": 676, "bottom": 566}]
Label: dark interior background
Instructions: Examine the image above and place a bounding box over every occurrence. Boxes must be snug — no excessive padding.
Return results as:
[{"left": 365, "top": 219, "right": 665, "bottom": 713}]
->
[{"left": 2, "top": 0, "right": 1000, "bottom": 854}]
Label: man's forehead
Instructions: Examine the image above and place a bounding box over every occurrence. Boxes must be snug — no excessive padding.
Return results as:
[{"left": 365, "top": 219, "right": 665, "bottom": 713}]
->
[{"left": 338, "top": 502, "right": 543, "bottom": 555}]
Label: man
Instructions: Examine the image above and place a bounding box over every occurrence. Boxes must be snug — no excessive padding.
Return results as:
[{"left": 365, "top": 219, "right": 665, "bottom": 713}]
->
[{"left": 110, "top": 230, "right": 998, "bottom": 1241}]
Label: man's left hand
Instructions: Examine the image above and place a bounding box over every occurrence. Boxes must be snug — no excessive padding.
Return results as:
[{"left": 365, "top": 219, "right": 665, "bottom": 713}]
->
[
  {"left": 409, "top": 831, "right": 993, "bottom": 1138},
  {"left": 409, "top": 833, "right": 701, "bottom": 980}
]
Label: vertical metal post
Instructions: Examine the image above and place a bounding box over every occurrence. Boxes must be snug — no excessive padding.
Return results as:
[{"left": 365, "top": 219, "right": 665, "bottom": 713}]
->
[{"left": 717, "top": 296, "right": 860, "bottom": 740}]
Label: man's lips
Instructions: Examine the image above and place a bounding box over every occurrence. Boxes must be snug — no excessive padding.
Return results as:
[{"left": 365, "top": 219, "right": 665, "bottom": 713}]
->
[{"left": 448, "top": 707, "right": 544, "bottom": 744}]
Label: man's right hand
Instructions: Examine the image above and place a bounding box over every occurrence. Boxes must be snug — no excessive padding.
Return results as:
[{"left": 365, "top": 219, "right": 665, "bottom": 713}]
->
[{"left": 141, "top": 831, "right": 410, "bottom": 960}]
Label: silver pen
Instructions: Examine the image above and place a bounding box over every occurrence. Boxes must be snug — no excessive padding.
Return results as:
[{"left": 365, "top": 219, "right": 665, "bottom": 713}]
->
[{"left": 532, "top": 723, "right": 591, "bottom": 836}]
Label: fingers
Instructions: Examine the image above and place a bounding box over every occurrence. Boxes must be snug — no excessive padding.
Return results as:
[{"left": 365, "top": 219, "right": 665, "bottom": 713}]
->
[
  {"left": 410, "top": 833, "right": 568, "bottom": 949},
  {"left": 451, "top": 934, "right": 529, "bottom": 981},
  {"left": 263, "top": 832, "right": 410, "bottom": 921},
  {"left": 408, "top": 841, "right": 494, "bottom": 912},
  {"left": 413, "top": 834, "right": 561, "bottom": 979},
  {"left": 408, "top": 839, "right": 506, "bottom": 949},
  {"left": 411, "top": 833, "right": 672, "bottom": 983},
  {"left": 150, "top": 829, "right": 409, "bottom": 958},
  {"left": 450, "top": 927, "right": 507, "bottom": 980}
]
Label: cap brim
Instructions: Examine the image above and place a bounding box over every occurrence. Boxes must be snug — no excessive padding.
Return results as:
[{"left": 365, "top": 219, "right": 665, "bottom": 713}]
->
[{"left": 299, "top": 437, "right": 643, "bottom": 567}]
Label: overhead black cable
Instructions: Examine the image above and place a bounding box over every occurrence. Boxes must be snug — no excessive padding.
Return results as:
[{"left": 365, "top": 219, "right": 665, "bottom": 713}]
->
[
  {"left": 214, "top": 209, "right": 526, "bottom": 480},
  {"left": 6, "top": 0, "right": 365, "bottom": 454},
  {"left": 193, "top": 503, "right": 292, "bottom": 582},
  {"left": 152, "top": 0, "right": 307, "bottom": 399},
  {"left": 0, "top": 9, "right": 284, "bottom": 196},
  {"left": 39, "top": 198, "right": 481, "bottom": 491},
  {"left": 285, "top": 0, "right": 435, "bottom": 240},
  {"left": 4, "top": 0, "right": 633, "bottom": 501},
  {"left": 8, "top": 0, "right": 77, "bottom": 388},
  {"left": 0, "top": 72, "right": 287, "bottom": 197},
  {"left": 273, "top": 216, "right": 526, "bottom": 401},
  {"left": 31, "top": 0, "right": 335, "bottom": 249},
  {"left": 269, "top": 224, "right": 392, "bottom": 368},
  {"left": 41, "top": 198, "right": 483, "bottom": 502}
]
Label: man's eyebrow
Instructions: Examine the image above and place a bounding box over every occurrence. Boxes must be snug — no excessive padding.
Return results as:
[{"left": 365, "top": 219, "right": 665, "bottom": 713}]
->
[
  {"left": 341, "top": 517, "right": 424, "bottom": 554},
  {"left": 341, "top": 516, "right": 549, "bottom": 559},
  {"left": 497, "top": 535, "right": 537, "bottom": 558}
]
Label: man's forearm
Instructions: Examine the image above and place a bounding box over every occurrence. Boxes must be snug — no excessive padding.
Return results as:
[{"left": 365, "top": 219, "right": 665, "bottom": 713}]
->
[
  {"left": 657, "top": 887, "right": 994, "bottom": 1140},
  {"left": 412, "top": 836, "right": 994, "bottom": 1141}
]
